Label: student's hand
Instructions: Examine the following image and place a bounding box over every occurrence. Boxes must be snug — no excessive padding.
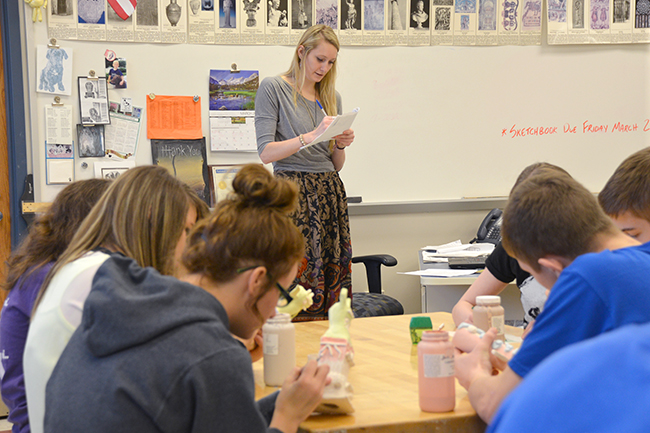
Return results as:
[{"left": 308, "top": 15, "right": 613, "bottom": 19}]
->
[
  {"left": 248, "top": 328, "right": 264, "bottom": 362},
  {"left": 455, "top": 328, "right": 499, "bottom": 390},
  {"left": 271, "top": 360, "right": 330, "bottom": 433},
  {"left": 232, "top": 329, "right": 264, "bottom": 363},
  {"left": 334, "top": 129, "right": 355, "bottom": 149}
]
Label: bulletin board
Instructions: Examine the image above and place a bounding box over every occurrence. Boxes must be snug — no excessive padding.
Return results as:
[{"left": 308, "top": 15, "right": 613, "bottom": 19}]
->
[{"left": 21, "top": 12, "right": 650, "bottom": 203}]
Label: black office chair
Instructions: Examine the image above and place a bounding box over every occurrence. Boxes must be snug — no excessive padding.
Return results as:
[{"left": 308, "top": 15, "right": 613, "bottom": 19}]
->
[{"left": 351, "top": 254, "right": 405, "bottom": 318}]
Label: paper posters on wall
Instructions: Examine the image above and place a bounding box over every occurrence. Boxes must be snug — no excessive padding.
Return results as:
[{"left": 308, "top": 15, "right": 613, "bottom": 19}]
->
[
  {"left": 105, "top": 101, "right": 142, "bottom": 158},
  {"left": 151, "top": 138, "right": 210, "bottom": 204},
  {"left": 208, "top": 69, "right": 258, "bottom": 151},
  {"left": 77, "top": 124, "right": 106, "bottom": 157},
  {"left": 146, "top": 94, "right": 203, "bottom": 139},
  {"left": 93, "top": 159, "right": 137, "bottom": 179},
  {"left": 78, "top": 77, "right": 111, "bottom": 125},
  {"left": 45, "top": 105, "right": 73, "bottom": 145},
  {"left": 547, "top": 0, "right": 650, "bottom": 44},
  {"left": 36, "top": 45, "right": 73, "bottom": 96},
  {"left": 105, "top": 55, "right": 127, "bottom": 89},
  {"left": 208, "top": 164, "right": 248, "bottom": 206}
]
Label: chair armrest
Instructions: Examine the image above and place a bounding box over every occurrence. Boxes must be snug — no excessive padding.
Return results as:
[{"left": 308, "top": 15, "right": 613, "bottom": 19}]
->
[
  {"left": 351, "top": 254, "right": 397, "bottom": 268},
  {"left": 351, "top": 254, "right": 398, "bottom": 294}
]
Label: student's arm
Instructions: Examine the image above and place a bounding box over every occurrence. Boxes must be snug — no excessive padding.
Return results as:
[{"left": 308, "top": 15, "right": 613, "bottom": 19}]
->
[
  {"left": 452, "top": 268, "right": 508, "bottom": 326},
  {"left": 455, "top": 328, "right": 522, "bottom": 423}
]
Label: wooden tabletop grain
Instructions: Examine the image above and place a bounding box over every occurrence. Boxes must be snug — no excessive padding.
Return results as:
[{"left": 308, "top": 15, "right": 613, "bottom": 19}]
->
[{"left": 253, "top": 312, "right": 523, "bottom": 433}]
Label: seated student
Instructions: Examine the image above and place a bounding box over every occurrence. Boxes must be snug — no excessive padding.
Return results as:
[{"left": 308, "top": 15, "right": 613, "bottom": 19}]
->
[
  {"left": 488, "top": 321, "right": 650, "bottom": 433},
  {"left": 452, "top": 163, "right": 570, "bottom": 331},
  {"left": 23, "top": 165, "right": 208, "bottom": 433},
  {"left": 455, "top": 170, "right": 650, "bottom": 422},
  {"left": 44, "top": 164, "right": 330, "bottom": 433},
  {"left": 598, "top": 146, "right": 650, "bottom": 244},
  {"left": 0, "top": 178, "right": 111, "bottom": 433}
]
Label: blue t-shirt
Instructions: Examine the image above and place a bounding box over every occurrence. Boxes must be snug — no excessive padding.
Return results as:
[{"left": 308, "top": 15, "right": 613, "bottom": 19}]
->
[
  {"left": 489, "top": 322, "right": 650, "bottom": 433},
  {"left": 508, "top": 241, "right": 650, "bottom": 378}
]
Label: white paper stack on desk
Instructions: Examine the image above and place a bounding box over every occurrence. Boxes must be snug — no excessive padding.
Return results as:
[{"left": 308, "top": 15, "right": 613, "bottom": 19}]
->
[{"left": 421, "top": 240, "right": 494, "bottom": 264}]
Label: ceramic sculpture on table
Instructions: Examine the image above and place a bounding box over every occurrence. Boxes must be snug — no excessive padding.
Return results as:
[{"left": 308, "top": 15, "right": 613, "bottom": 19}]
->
[
  {"left": 315, "top": 288, "right": 355, "bottom": 414},
  {"left": 276, "top": 285, "right": 314, "bottom": 318}
]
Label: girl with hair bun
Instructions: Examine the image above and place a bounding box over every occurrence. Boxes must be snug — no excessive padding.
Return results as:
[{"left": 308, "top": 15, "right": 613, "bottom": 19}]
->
[
  {"left": 44, "top": 164, "right": 330, "bottom": 433},
  {"left": 256, "top": 24, "right": 355, "bottom": 321}
]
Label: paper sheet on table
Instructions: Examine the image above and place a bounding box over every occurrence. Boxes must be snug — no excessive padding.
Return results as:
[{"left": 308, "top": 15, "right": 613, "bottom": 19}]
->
[
  {"left": 300, "top": 107, "right": 359, "bottom": 149},
  {"left": 399, "top": 269, "right": 479, "bottom": 277}
]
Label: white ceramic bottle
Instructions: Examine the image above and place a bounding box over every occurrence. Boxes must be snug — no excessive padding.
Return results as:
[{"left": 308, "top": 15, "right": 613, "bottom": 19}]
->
[{"left": 262, "top": 313, "right": 296, "bottom": 386}]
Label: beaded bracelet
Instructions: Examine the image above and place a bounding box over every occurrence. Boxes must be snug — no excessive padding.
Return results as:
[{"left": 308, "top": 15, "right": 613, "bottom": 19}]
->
[{"left": 299, "top": 134, "right": 306, "bottom": 147}]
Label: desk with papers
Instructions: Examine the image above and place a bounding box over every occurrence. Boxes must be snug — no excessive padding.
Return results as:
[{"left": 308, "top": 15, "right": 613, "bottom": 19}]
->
[{"left": 401, "top": 241, "right": 523, "bottom": 319}]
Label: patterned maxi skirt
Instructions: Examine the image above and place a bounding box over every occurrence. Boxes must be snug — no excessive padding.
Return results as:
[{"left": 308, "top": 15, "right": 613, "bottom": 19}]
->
[{"left": 275, "top": 170, "right": 353, "bottom": 321}]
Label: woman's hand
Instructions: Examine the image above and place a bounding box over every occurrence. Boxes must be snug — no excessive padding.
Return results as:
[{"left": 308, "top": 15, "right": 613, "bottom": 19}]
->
[
  {"left": 270, "top": 360, "right": 330, "bottom": 433},
  {"left": 334, "top": 129, "right": 355, "bottom": 149},
  {"left": 305, "top": 116, "right": 335, "bottom": 144}
]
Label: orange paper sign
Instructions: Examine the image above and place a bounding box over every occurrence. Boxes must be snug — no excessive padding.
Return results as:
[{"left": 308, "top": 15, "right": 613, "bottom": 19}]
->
[{"left": 146, "top": 95, "right": 202, "bottom": 140}]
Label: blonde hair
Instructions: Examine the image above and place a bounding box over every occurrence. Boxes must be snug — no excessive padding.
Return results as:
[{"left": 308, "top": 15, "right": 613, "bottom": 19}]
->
[
  {"left": 182, "top": 164, "right": 304, "bottom": 320},
  {"left": 36, "top": 165, "right": 195, "bottom": 309},
  {"left": 284, "top": 24, "right": 340, "bottom": 117}
]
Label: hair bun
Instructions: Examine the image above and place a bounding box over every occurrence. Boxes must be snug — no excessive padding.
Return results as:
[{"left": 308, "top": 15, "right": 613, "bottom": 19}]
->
[{"left": 231, "top": 165, "right": 298, "bottom": 213}]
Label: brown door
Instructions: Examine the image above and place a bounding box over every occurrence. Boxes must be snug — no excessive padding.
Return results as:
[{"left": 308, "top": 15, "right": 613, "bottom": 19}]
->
[{"left": 0, "top": 18, "right": 11, "bottom": 302}]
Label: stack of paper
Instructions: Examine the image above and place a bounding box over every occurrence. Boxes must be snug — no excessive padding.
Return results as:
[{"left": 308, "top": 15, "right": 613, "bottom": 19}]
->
[{"left": 421, "top": 240, "right": 494, "bottom": 263}]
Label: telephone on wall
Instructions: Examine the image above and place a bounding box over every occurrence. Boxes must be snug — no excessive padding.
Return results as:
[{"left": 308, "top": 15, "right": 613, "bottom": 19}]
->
[{"left": 472, "top": 208, "right": 503, "bottom": 244}]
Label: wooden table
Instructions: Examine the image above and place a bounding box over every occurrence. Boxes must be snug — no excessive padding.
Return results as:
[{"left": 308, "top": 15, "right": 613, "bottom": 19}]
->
[{"left": 253, "top": 312, "right": 522, "bottom": 433}]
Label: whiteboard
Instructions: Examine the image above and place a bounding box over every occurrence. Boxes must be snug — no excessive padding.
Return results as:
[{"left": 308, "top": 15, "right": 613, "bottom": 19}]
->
[{"left": 25, "top": 21, "right": 650, "bottom": 203}]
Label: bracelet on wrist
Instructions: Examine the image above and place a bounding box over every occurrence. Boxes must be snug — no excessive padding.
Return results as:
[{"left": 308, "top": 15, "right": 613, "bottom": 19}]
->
[
  {"left": 336, "top": 145, "right": 345, "bottom": 150},
  {"left": 299, "top": 134, "right": 306, "bottom": 147}
]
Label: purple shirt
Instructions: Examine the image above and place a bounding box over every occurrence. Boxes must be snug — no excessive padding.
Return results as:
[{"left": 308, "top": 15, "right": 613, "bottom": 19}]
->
[{"left": 1, "top": 263, "right": 53, "bottom": 433}]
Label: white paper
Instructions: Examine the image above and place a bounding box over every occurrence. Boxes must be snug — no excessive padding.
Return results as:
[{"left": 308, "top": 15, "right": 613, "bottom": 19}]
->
[
  {"left": 300, "top": 108, "right": 360, "bottom": 150},
  {"left": 93, "top": 160, "right": 136, "bottom": 179},
  {"left": 45, "top": 106, "right": 73, "bottom": 145},
  {"left": 422, "top": 243, "right": 494, "bottom": 261},
  {"left": 399, "top": 269, "right": 479, "bottom": 277},
  {"left": 47, "top": 159, "right": 74, "bottom": 184},
  {"left": 422, "top": 240, "right": 463, "bottom": 251}
]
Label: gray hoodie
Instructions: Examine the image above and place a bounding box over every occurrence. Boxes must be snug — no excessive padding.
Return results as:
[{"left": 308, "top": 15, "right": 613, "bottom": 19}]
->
[{"left": 45, "top": 253, "right": 281, "bottom": 433}]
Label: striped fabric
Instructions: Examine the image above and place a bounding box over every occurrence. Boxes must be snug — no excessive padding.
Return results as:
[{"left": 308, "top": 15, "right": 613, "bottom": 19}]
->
[{"left": 108, "top": 0, "right": 137, "bottom": 19}]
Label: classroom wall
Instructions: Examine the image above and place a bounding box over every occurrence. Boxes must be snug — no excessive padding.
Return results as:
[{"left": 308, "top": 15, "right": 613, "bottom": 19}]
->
[{"left": 18, "top": 6, "right": 650, "bottom": 312}]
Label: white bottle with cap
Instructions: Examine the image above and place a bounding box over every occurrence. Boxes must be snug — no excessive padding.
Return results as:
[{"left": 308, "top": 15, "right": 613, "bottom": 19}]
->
[
  {"left": 262, "top": 313, "right": 296, "bottom": 386},
  {"left": 473, "top": 295, "right": 505, "bottom": 341}
]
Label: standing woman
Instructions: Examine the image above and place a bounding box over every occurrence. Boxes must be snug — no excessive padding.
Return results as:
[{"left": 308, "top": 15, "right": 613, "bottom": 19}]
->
[{"left": 255, "top": 24, "right": 355, "bottom": 321}]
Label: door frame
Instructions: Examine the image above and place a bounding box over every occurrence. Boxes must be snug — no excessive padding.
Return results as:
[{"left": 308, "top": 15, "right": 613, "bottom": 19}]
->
[{"left": 1, "top": 0, "right": 29, "bottom": 248}]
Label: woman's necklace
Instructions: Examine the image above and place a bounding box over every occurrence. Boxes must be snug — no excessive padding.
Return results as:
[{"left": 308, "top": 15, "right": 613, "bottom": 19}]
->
[{"left": 298, "top": 94, "right": 318, "bottom": 129}]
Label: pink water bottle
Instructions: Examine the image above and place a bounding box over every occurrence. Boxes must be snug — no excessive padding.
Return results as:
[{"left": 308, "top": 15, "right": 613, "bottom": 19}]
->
[{"left": 417, "top": 330, "right": 455, "bottom": 412}]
